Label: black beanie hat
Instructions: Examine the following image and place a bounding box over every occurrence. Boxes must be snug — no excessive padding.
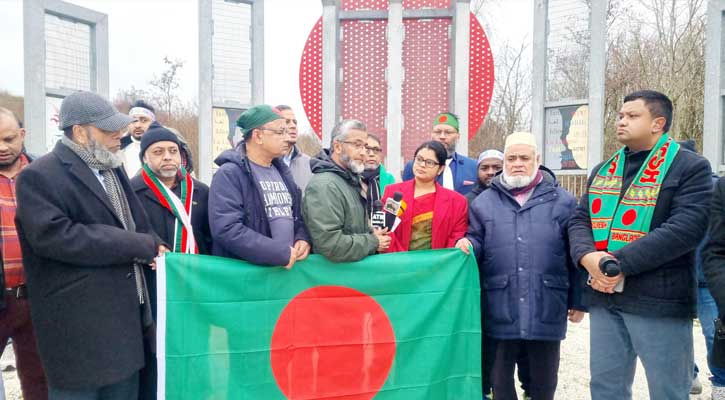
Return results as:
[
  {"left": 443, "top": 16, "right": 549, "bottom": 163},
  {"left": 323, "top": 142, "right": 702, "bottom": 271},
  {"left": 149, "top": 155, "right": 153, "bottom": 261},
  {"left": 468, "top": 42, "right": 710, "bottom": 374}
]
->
[{"left": 139, "top": 122, "right": 181, "bottom": 161}]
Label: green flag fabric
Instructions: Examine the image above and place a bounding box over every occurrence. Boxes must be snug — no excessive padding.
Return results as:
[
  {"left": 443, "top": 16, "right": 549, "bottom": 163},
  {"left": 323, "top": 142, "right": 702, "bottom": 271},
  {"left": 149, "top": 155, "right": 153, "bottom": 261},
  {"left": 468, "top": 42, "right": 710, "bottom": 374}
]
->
[{"left": 157, "top": 249, "right": 482, "bottom": 400}]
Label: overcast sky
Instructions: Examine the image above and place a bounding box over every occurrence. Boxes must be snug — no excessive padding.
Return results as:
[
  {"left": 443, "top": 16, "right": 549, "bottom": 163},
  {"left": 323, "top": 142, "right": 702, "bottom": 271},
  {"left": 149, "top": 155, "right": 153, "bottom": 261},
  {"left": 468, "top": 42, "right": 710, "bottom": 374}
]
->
[{"left": 0, "top": 0, "right": 533, "bottom": 132}]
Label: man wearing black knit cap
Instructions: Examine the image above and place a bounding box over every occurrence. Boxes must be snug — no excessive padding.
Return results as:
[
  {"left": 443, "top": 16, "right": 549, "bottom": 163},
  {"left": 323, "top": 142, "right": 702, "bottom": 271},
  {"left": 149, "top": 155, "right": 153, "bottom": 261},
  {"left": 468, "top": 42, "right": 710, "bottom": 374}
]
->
[
  {"left": 130, "top": 121, "right": 211, "bottom": 400},
  {"left": 15, "top": 91, "right": 167, "bottom": 399}
]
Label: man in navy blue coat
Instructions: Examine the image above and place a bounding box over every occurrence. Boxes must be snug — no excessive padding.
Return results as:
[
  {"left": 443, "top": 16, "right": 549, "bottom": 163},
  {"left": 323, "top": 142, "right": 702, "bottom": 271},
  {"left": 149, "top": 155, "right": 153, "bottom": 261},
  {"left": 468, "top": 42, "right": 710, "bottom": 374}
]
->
[
  {"left": 457, "top": 132, "right": 584, "bottom": 400},
  {"left": 208, "top": 105, "right": 310, "bottom": 268},
  {"left": 401, "top": 112, "right": 477, "bottom": 195}
]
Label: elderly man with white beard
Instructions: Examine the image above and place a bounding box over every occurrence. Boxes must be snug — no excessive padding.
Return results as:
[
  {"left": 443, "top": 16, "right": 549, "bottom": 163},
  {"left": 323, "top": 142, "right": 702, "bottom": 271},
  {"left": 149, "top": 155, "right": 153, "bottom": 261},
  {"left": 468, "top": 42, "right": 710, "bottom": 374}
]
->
[{"left": 456, "top": 131, "right": 585, "bottom": 400}]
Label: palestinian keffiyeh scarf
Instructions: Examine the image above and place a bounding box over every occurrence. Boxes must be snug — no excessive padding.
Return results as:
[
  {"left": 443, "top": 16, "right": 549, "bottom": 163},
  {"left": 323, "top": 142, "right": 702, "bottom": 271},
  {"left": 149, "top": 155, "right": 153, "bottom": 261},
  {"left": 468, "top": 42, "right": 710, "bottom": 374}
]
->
[
  {"left": 141, "top": 164, "right": 198, "bottom": 254},
  {"left": 588, "top": 134, "right": 679, "bottom": 252}
]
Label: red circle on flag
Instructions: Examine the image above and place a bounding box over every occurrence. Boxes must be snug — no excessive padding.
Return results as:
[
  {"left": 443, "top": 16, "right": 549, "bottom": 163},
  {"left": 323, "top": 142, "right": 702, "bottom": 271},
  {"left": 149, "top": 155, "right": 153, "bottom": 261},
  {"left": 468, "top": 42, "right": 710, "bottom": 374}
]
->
[
  {"left": 437, "top": 115, "right": 448, "bottom": 124},
  {"left": 591, "top": 198, "right": 602, "bottom": 214},
  {"left": 622, "top": 209, "right": 637, "bottom": 226},
  {"left": 270, "top": 285, "right": 396, "bottom": 400}
]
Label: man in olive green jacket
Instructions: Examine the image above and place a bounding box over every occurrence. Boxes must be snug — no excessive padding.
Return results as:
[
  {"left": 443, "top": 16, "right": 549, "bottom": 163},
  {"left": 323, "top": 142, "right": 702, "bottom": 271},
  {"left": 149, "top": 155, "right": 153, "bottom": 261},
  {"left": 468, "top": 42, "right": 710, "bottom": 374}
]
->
[{"left": 303, "top": 120, "right": 391, "bottom": 262}]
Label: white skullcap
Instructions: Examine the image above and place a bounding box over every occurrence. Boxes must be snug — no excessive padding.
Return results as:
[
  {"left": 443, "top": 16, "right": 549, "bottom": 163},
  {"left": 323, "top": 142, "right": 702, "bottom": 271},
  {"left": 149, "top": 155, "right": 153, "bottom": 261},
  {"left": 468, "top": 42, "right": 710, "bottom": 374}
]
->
[
  {"left": 477, "top": 150, "right": 504, "bottom": 164},
  {"left": 504, "top": 131, "right": 537, "bottom": 151}
]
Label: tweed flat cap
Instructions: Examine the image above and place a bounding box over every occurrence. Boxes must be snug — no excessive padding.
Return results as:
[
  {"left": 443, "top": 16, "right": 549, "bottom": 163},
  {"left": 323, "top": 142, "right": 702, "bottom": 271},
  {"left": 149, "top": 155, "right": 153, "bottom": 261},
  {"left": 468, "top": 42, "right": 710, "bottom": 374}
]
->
[{"left": 59, "top": 91, "right": 134, "bottom": 131}]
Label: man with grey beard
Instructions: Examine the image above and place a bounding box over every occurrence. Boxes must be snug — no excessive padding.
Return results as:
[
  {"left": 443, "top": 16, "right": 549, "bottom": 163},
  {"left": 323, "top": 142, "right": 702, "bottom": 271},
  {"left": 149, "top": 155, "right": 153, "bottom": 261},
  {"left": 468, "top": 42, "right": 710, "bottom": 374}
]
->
[
  {"left": 457, "top": 132, "right": 584, "bottom": 400},
  {"left": 14, "top": 91, "right": 166, "bottom": 400},
  {"left": 303, "top": 119, "right": 391, "bottom": 262}
]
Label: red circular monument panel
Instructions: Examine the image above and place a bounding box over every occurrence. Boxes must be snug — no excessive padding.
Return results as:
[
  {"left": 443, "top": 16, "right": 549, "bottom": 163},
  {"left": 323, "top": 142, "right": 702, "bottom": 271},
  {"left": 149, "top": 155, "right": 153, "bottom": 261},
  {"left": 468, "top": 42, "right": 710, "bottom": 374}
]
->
[{"left": 299, "top": 7, "right": 494, "bottom": 142}]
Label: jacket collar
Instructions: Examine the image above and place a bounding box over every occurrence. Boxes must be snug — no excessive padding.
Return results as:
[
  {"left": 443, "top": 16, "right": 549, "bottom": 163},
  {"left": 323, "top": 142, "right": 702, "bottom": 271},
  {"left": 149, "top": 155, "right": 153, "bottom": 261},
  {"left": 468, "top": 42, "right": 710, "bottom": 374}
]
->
[
  {"left": 310, "top": 149, "right": 362, "bottom": 188},
  {"left": 491, "top": 165, "right": 558, "bottom": 207},
  {"left": 288, "top": 145, "right": 301, "bottom": 161},
  {"left": 450, "top": 152, "right": 468, "bottom": 165}
]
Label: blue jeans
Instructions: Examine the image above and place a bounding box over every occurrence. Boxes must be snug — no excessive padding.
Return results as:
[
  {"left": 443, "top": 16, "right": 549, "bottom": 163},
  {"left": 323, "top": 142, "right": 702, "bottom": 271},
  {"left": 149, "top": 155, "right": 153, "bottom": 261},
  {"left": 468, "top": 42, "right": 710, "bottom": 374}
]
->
[
  {"left": 697, "top": 287, "right": 725, "bottom": 387},
  {"left": 48, "top": 371, "right": 138, "bottom": 400},
  {"left": 589, "top": 306, "right": 693, "bottom": 400}
]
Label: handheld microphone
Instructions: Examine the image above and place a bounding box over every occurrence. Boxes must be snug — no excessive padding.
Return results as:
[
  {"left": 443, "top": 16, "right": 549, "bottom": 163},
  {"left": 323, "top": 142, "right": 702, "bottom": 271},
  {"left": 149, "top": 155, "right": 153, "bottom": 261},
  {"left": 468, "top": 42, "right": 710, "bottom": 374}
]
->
[
  {"left": 371, "top": 200, "right": 385, "bottom": 230},
  {"left": 383, "top": 192, "right": 405, "bottom": 231},
  {"left": 599, "top": 255, "right": 624, "bottom": 293},
  {"left": 383, "top": 192, "right": 404, "bottom": 215}
]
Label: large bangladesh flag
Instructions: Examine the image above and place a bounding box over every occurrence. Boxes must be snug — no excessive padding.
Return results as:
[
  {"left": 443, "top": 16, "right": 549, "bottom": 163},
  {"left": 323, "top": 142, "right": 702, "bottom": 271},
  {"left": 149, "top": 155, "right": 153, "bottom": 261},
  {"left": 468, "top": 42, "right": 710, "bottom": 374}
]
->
[{"left": 156, "top": 249, "right": 482, "bottom": 399}]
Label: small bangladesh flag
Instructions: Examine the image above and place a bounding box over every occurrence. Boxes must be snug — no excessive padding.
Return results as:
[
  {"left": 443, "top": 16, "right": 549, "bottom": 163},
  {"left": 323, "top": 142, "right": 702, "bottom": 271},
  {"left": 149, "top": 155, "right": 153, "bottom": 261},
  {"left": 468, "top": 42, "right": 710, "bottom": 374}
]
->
[{"left": 156, "top": 249, "right": 482, "bottom": 399}]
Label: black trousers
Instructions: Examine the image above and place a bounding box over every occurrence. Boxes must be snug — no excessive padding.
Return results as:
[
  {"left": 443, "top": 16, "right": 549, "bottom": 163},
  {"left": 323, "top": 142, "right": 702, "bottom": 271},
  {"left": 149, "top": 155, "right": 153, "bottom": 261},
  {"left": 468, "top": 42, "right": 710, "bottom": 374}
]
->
[
  {"left": 491, "top": 339, "right": 560, "bottom": 400},
  {"left": 483, "top": 335, "right": 531, "bottom": 395}
]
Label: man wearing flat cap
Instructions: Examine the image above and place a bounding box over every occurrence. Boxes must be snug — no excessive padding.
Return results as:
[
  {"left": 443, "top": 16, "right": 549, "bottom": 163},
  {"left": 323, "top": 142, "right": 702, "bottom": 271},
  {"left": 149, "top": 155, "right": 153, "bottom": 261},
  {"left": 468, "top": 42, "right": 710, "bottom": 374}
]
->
[
  {"left": 14, "top": 91, "right": 166, "bottom": 399},
  {"left": 402, "top": 112, "right": 478, "bottom": 195},
  {"left": 129, "top": 121, "right": 212, "bottom": 400},
  {"left": 208, "top": 104, "right": 310, "bottom": 268}
]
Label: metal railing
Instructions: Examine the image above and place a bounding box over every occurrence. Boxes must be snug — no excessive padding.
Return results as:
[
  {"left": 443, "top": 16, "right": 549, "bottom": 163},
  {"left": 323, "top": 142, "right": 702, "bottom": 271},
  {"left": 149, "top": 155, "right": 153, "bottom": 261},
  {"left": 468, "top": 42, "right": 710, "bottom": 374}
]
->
[{"left": 555, "top": 171, "right": 588, "bottom": 199}]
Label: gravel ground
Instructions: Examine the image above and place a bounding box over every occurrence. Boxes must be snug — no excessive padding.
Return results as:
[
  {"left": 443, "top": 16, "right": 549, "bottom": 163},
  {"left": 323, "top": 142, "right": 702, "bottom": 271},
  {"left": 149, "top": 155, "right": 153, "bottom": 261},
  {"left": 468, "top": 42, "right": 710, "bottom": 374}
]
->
[{"left": 0, "top": 315, "right": 714, "bottom": 399}]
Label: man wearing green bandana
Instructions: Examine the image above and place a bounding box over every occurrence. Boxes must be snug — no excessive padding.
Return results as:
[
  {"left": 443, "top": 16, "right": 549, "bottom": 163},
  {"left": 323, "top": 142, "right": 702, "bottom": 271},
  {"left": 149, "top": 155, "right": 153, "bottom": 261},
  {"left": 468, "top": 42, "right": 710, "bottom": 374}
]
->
[
  {"left": 209, "top": 104, "right": 311, "bottom": 268},
  {"left": 568, "top": 90, "right": 713, "bottom": 400},
  {"left": 402, "top": 112, "right": 478, "bottom": 195}
]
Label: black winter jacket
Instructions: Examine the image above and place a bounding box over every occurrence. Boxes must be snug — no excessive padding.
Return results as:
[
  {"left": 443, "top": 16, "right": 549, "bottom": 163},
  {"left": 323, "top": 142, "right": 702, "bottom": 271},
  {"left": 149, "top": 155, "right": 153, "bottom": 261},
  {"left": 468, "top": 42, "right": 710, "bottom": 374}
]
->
[{"left": 568, "top": 146, "right": 712, "bottom": 318}]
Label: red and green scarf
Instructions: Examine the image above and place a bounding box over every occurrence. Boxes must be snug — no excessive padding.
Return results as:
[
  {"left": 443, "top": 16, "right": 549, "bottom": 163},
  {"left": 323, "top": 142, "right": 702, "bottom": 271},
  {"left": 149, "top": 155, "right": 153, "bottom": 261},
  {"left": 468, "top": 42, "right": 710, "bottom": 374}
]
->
[
  {"left": 141, "top": 164, "right": 198, "bottom": 254},
  {"left": 588, "top": 134, "right": 679, "bottom": 251}
]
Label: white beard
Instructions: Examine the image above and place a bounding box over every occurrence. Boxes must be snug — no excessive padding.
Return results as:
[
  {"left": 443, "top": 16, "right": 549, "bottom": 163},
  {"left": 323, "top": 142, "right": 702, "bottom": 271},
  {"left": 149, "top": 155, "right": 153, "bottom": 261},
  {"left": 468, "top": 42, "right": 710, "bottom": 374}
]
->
[{"left": 502, "top": 169, "right": 538, "bottom": 188}]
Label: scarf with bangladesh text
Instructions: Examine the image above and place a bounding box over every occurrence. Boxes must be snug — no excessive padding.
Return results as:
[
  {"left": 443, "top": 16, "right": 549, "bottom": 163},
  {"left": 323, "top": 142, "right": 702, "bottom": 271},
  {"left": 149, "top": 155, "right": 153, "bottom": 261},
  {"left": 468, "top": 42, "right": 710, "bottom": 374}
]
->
[
  {"left": 588, "top": 134, "right": 679, "bottom": 251},
  {"left": 141, "top": 164, "right": 198, "bottom": 254}
]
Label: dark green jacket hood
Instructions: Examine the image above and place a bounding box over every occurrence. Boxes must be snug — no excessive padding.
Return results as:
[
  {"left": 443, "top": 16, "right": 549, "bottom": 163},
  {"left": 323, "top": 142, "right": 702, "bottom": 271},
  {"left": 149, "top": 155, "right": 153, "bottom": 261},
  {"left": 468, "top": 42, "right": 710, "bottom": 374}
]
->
[{"left": 310, "top": 149, "right": 362, "bottom": 188}]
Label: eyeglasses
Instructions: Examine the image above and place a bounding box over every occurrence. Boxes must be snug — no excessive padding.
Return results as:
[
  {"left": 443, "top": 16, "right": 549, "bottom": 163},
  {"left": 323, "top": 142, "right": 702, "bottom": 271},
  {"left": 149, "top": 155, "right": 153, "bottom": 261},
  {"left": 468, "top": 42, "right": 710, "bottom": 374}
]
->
[
  {"left": 414, "top": 156, "right": 440, "bottom": 168},
  {"left": 365, "top": 146, "right": 383, "bottom": 154},
  {"left": 259, "top": 127, "right": 289, "bottom": 136},
  {"left": 340, "top": 140, "right": 366, "bottom": 150},
  {"left": 433, "top": 129, "right": 458, "bottom": 137}
]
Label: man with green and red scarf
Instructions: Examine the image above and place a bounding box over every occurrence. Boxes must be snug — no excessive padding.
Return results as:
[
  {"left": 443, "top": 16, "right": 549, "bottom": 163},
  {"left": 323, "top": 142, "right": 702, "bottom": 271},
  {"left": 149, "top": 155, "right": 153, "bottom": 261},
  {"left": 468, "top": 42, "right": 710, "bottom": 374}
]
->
[
  {"left": 568, "top": 90, "right": 713, "bottom": 400},
  {"left": 130, "top": 122, "right": 212, "bottom": 400}
]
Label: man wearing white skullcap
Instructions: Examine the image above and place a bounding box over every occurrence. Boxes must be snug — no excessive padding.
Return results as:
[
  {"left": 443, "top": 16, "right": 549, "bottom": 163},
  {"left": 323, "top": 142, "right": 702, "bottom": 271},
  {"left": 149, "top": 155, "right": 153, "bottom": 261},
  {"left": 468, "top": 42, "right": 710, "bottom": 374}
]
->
[
  {"left": 457, "top": 131, "right": 585, "bottom": 400},
  {"left": 465, "top": 149, "right": 504, "bottom": 204}
]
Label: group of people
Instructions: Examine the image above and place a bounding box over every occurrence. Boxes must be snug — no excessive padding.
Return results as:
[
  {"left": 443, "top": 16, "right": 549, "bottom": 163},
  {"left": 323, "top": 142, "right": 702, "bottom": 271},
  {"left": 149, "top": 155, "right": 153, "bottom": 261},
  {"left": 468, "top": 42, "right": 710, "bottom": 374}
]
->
[{"left": 0, "top": 87, "right": 722, "bottom": 400}]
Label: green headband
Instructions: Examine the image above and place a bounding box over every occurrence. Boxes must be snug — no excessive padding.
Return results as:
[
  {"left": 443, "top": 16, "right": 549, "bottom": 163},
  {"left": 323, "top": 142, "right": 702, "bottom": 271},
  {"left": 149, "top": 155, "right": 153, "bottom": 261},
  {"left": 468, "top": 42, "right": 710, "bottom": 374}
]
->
[
  {"left": 433, "top": 113, "right": 459, "bottom": 132},
  {"left": 235, "top": 105, "right": 284, "bottom": 138}
]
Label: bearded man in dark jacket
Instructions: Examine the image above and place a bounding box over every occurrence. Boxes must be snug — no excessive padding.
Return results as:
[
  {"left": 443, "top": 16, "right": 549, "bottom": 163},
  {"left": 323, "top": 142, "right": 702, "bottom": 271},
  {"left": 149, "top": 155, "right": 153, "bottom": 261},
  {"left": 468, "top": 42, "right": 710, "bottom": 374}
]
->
[
  {"left": 15, "top": 91, "right": 166, "bottom": 398},
  {"left": 568, "top": 90, "right": 713, "bottom": 400}
]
